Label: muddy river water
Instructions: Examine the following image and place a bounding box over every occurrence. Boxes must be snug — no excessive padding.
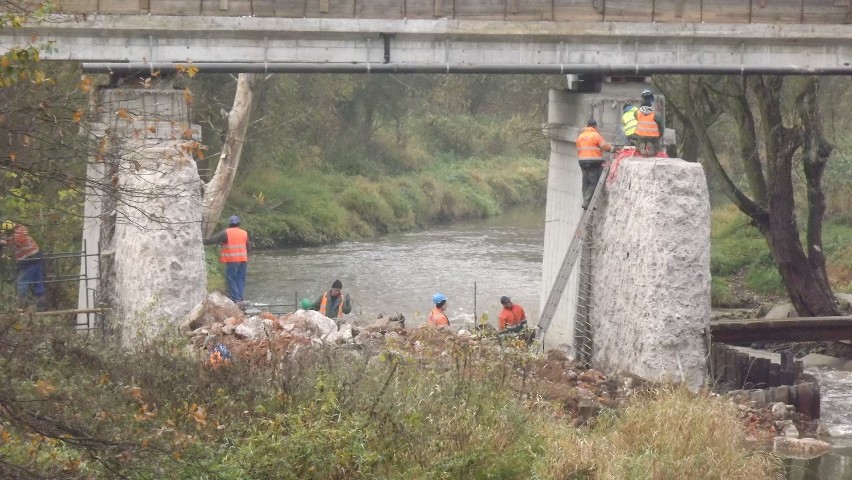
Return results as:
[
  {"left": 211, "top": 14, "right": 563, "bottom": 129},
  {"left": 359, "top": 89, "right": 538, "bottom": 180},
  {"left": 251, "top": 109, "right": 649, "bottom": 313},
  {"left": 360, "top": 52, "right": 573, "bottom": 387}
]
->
[{"left": 245, "top": 207, "right": 852, "bottom": 478}]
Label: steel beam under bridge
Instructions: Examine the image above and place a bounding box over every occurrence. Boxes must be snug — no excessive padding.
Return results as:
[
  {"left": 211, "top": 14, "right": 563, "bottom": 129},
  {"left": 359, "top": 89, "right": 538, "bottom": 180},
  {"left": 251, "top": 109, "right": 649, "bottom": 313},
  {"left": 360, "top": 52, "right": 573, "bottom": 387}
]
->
[
  {"left": 8, "top": 15, "right": 852, "bottom": 74},
  {"left": 710, "top": 316, "right": 852, "bottom": 344}
]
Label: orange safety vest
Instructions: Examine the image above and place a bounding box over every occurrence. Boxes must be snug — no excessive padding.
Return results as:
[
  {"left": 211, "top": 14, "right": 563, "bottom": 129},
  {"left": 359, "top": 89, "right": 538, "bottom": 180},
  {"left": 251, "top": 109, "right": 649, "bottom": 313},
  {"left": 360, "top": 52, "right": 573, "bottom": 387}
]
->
[
  {"left": 575, "top": 127, "right": 609, "bottom": 161},
  {"left": 635, "top": 110, "right": 661, "bottom": 138},
  {"left": 8, "top": 225, "right": 39, "bottom": 261},
  {"left": 219, "top": 227, "right": 248, "bottom": 263},
  {"left": 498, "top": 304, "right": 526, "bottom": 331},
  {"left": 319, "top": 292, "right": 345, "bottom": 319},
  {"left": 427, "top": 307, "right": 449, "bottom": 327}
]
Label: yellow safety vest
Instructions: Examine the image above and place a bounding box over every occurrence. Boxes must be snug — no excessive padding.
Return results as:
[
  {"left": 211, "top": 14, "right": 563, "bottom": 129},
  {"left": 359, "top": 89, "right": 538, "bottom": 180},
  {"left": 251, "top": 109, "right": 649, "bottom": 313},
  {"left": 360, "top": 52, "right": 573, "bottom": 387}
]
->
[{"left": 622, "top": 107, "right": 638, "bottom": 136}]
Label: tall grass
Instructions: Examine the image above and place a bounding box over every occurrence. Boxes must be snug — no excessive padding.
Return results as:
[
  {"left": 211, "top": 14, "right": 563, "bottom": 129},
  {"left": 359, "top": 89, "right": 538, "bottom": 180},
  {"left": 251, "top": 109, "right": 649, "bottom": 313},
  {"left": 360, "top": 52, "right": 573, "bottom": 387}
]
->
[{"left": 0, "top": 318, "right": 779, "bottom": 479}]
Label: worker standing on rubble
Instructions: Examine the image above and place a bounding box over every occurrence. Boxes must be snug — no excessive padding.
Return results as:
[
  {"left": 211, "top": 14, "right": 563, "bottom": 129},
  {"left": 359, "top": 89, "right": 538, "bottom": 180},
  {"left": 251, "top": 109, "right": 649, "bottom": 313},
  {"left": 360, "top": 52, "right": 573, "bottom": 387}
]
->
[
  {"left": 203, "top": 215, "right": 251, "bottom": 306},
  {"left": 575, "top": 119, "right": 616, "bottom": 209},
  {"left": 427, "top": 293, "right": 450, "bottom": 328},
  {"left": 0, "top": 220, "right": 46, "bottom": 308},
  {"left": 634, "top": 89, "right": 664, "bottom": 156},
  {"left": 312, "top": 279, "right": 352, "bottom": 322}
]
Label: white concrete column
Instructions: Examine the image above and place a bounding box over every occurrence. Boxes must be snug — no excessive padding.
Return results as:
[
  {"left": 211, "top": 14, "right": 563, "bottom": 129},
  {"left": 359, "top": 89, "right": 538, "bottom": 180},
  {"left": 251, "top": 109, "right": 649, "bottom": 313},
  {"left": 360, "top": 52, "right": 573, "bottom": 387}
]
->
[
  {"left": 538, "top": 89, "right": 584, "bottom": 352},
  {"left": 78, "top": 83, "right": 207, "bottom": 345}
]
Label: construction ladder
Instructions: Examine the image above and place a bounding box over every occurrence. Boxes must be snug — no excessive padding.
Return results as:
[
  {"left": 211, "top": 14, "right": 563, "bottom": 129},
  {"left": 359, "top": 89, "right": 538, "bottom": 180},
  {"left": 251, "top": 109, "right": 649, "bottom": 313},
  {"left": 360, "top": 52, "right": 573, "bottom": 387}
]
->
[{"left": 537, "top": 165, "right": 609, "bottom": 341}]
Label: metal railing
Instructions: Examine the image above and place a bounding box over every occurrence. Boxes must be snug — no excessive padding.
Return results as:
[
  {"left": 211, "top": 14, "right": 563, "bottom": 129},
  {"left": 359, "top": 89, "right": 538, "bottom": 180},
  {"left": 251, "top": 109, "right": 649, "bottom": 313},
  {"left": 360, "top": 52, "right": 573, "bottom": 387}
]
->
[{"left": 0, "top": 239, "right": 104, "bottom": 332}]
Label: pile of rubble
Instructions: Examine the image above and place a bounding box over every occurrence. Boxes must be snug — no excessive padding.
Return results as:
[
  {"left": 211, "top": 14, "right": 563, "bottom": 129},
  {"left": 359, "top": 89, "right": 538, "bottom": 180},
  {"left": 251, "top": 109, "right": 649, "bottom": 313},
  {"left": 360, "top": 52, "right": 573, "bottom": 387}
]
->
[
  {"left": 178, "top": 293, "right": 835, "bottom": 454},
  {"left": 179, "top": 293, "right": 635, "bottom": 423},
  {"left": 735, "top": 399, "right": 831, "bottom": 458}
]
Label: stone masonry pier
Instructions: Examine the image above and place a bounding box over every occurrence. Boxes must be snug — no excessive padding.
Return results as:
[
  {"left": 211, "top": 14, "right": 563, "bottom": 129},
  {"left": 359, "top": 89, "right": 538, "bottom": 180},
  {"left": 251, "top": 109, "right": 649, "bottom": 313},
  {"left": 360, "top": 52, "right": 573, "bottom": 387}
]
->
[{"left": 541, "top": 86, "right": 710, "bottom": 389}]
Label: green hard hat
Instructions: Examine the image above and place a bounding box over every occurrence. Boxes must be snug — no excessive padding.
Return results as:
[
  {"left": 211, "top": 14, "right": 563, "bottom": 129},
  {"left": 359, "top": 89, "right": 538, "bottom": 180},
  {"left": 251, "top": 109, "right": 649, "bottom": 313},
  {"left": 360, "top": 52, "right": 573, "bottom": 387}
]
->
[{"left": 299, "top": 298, "right": 313, "bottom": 310}]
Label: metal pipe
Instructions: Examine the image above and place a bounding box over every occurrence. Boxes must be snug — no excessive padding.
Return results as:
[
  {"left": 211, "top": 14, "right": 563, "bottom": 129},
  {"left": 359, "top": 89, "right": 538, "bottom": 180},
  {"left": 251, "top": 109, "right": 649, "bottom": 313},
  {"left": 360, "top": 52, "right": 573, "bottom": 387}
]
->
[{"left": 81, "top": 62, "right": 852, "bottom": 75}]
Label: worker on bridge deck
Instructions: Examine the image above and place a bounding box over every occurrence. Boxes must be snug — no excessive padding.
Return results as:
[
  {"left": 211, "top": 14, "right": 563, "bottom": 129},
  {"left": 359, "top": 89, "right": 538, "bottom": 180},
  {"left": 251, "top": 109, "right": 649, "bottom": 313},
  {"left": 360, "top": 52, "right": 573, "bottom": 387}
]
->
[
  {"left": 621, "top": 103, "right": 639, "bottom": 147},
  {"left": 634, "top": 89, "right": 664, "bottom": 156},
  {"left": 575, "top": 119, "right": 616, "bottom": 209}
]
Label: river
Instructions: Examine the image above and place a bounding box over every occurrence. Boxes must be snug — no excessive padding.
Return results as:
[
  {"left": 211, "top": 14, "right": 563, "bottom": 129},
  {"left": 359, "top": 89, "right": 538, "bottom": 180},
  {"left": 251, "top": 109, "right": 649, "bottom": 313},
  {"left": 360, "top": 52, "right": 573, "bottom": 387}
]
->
[
  {"left": 246, "top": 207, "right": 852, "bottom": 478},
  {"left": 246, "top": 206, "right": 544, "bottom": 329}
]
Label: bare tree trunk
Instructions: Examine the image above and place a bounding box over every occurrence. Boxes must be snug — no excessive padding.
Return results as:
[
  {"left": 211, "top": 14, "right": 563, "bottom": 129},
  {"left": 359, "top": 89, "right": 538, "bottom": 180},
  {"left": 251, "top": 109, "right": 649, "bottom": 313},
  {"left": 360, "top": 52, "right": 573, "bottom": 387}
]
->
[
  {"left": 752, "top": 76, "right": 838, "bottom": 317},
  {"left": 659, "top": 74, "right": 839, "bottom": 317},
  {"left": 799, "top": 77, "right": 834, "bottom": 297},
  {"left": 201, "top": 73, "right": 259, "bottom": 236}
]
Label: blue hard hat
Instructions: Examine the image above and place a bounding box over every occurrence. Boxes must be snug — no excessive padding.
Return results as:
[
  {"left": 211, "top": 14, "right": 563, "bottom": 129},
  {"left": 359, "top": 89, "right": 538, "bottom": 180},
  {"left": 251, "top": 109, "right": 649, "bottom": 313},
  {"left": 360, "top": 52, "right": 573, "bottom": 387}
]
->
[
  {"left": 432, "top": 293, "right": 447, "bottom": 304},
  {"left": 623, "top": 104, "right": 634, "bottom": 112},
  {"left": 228, "top": 215, "right": 240, "bottom": 226}
]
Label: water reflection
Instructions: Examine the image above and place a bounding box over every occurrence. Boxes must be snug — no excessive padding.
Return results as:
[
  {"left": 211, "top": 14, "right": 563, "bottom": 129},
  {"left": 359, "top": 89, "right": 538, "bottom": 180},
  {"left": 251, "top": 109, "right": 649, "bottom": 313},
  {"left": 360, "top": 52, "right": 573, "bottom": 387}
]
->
[
  {"left": 784, "top": 444, "right": 852, "bottom": 480},
  {"left": 246, "top": 207, "right": 544, "bottom": 329},
  {"left": 783, "top": 368, "right": 852, "bottom": 479}
]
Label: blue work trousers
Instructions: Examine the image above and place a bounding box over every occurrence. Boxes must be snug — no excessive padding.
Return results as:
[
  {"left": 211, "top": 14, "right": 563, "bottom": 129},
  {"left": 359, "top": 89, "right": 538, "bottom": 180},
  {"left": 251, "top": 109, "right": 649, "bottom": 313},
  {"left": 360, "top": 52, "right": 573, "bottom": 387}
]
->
[
  {"left": 224, "top": 261, "right": 247, "bottom": 302},
  {"left": 17, "top": 253, "right": 46, "bottom": 304}
]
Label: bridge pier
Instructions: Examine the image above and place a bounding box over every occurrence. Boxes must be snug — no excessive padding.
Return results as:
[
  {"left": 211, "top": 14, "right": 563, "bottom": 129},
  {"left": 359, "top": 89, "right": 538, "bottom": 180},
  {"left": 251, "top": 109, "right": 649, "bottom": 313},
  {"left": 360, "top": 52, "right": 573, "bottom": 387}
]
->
[
  {"left": 541, "top": 84, "right": 710, "bottom": 388},
  {"left": 78, "top": 78, "right": 207, "bottom": 345}
]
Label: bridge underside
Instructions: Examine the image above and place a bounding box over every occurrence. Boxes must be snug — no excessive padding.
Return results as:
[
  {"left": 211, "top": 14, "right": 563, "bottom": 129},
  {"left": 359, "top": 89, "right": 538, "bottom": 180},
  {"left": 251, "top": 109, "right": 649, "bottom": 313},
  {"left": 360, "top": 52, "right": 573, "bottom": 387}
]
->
[{"left": 8, "top": 15, "right": 852, "bottom": 74}]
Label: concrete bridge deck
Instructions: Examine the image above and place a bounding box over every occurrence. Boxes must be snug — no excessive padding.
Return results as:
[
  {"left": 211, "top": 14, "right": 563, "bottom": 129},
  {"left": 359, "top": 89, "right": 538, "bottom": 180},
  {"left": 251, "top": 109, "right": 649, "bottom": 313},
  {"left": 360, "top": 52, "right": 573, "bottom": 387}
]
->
[
  {"left": 7, "top": 14, "right": 851, "bottom": 74},
  {"left": 0, "top": 0, "right": 842, "bottom": 73}
]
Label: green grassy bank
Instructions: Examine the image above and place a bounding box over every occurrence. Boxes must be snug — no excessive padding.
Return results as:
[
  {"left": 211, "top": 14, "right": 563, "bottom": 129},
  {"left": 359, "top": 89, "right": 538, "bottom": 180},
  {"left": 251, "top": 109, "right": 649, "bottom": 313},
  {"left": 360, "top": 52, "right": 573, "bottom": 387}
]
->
[
  {"left": 226, "top": 155, "right": 547, "bottom": 248},
  {"left": 710, "top": 205, "right": 852, "bottom": 308}
]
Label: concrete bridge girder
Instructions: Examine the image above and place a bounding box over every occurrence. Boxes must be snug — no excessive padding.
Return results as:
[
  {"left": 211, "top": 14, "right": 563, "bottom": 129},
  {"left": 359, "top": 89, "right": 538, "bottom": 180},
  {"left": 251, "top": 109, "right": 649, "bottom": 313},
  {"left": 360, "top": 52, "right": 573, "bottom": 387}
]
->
[{"left": 6, "top": 15, "right": 852, "bottom": 73}]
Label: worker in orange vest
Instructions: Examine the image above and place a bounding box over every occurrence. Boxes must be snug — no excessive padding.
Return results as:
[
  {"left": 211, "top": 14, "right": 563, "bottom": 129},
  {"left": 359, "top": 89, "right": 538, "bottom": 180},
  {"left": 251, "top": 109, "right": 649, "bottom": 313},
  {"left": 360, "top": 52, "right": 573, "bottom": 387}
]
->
[
  {"left": 427, "top": 292, "right": 450, "bottom": 328},
  {"left": 634, "top": 89, "right": 664, "bottom": 156},
  {"left": 0, "top": 220, "right": 46, "bottom": 308},
  {"left": 575, "top": 119, "right": 616, "bottom": 209},
  {"left": 498, "top": 296, "right": 527, "bottom": 334},
  {"left": 312, "top": 279, "right": 352, "bottom": 321},
  {"left": 204, "top": 215, "right": 251, "bottom": 305}
]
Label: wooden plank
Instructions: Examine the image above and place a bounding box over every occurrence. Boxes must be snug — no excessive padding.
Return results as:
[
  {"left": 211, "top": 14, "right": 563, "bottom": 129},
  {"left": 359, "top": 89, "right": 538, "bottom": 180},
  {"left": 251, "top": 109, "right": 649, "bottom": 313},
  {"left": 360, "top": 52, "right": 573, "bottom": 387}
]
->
[
  {"left": 356, "top": 0, "right": 404, "bottom": 18},
  {"left": 750, "top": 0, "right": 802, "bottom": 23},
  {"left": 775, "top": 385, "right": 790, "bottom": 405},
  {"left": 505, "top": 0, "right": 551, "bottom": 21},
  {"left": 55, "top": 0, "right": 99, "bottom": 13},
  {"left": 277, "top": 0, "right": 356, "bottom": 17},
  {"left": 97, "top": 0, "right": 144, "bottom": 14},
  {"left": 454, "top": 0, "right": 505, "bottom": 20},
  {"left": 701, "top": 0, "right": 750, "bottom": 23},
  {"left": 402, "top": 0, "right": 439, "bottom": 18},
  {"left": 768, "top": 363, "right": 780, "bottom": 387},
  {"left": 250, "top": 0, "right": 280, "bottom": 16},
  {"left": 553, "top": 0, "right": 602, "bottom": 22},
  {"left": 150, "top": 0, "right": 198, "bottom": 15},
  {"left": 652, "top": 0, "right": 703, "bottom": 22},
  {"left": 780, "top": 351, "right": 795, "bottom": 386},
  {"left": 802, "top": 0, "right": 849, "bottom": 24},
  {"left": 755, "top": 357, "right": 771, "bottom": 389},
  {"left": 601, "top": 0, "right": 654, "bottom": 22},
  {"left": 793, "top": 382, "right": 820, "bottom": 419},
  {"left": 201, "top": 0, "right": 252, "bottom": 16},
  {"left": 710, "top": 316, "right": 852, "bottom": 343}
]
